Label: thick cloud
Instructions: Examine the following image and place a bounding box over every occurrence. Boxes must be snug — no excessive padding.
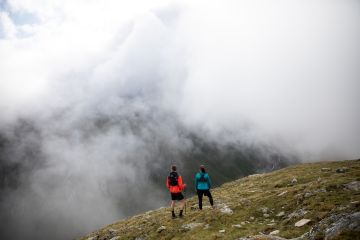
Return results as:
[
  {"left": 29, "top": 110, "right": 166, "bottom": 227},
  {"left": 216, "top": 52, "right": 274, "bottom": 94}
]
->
[{"left": 0, "top": 0, "right": 359, "bottom": 239}]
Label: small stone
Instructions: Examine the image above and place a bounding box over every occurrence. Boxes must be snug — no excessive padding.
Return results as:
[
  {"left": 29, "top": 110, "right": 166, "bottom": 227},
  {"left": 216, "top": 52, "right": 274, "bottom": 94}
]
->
[
  {"left": 264, "top": 213, "right": 270, "bottom": 218},
  {"left": 314, "top": 188, "right": 327, "bottom": 193},
  {"left": 108, "top": 228, "right": 118, "bottom": 234},
  {"left": 267, "top": 223, "right": 276, "bottom": 226},
  {"left": 276, "top": 211, "right": 285, "bottom": 217},
  {"left": 270, "top": 230, "right": 280, "bottom": 235},
  {"left": 241, "top": 221, "right": 246, "bottom": 225},
  {"left": 277, "top": 191, "right": 288, "bottom": 196},
  {"left": 250, "top": 216, "right": 255, "bottom": 220},
  {"left": 304, "top": 192, "right": 313, "bottom": 198},
  {"left": 336, "top": 167, "right": 349, "bottom": 173},
  {"left": 295, "top": 219, "right": 311, "bottom": 227},
  {"left": 182, "top": 222, "right": 203, "bottom": 230},
  {"left": 321, "top": 168, "right": 331, "bottom": 172},
  {"left": 190, "top": 204, "right": 198, "bottom": 210},
  {"left": 109, "top": 237, "right": 120, "bottom": 240},
  {"left": 292, "top": 178, "right": 298, "bottom": 184},
  {"left": 288, "top": 209, "right": 308, "bottom": 220},
  {"left": 271, "top": 219, "right": 275, "bottom": 223},
  {"left": 203, "top": 224, "right": 210, "bottom": 229},
  {"left": 232, "top": 224, "right": 242, "bottom": 228},
  {"left": 260, "top": 207, "right": 269, "bottom": 213},
  {"left": 219, "top": 229, "right": 226, "bottom": 233},
  {"left": 220, "top": 205, "right": 233, "bottom": 215},
  {"left": 157, "top": 226, "right": 166, "bottom": 233}
]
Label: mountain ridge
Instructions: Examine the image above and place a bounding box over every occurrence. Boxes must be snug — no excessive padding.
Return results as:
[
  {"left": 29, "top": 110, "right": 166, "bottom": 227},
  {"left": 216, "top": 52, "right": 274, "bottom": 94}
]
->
[{"left": 79, "top": 159, "right": 360, "bottom": 240}]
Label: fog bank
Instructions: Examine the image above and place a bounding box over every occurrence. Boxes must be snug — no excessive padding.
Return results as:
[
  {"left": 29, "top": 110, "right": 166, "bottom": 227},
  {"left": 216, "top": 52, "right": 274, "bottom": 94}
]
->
[{"left": 0, "top": 0, "right": 359, "bottom": 239}]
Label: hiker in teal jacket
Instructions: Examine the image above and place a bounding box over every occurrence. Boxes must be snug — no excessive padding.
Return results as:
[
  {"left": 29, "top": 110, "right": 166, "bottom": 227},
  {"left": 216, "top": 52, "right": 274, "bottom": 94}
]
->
[{"left": 195, "top": 165, "right": 214, "bottom": 209}]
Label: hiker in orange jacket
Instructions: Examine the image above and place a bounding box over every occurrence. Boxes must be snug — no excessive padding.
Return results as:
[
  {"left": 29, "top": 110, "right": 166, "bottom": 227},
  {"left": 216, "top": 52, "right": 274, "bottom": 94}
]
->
[{"left": 166, "top": 165, "right": 186, "bottom": 218}]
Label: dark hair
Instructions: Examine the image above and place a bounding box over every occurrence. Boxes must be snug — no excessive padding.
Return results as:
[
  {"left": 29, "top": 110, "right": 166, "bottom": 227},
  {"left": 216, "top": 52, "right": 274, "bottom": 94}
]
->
[
  {"left": 200, "top": 165, "right": 205, "bottom": 173},
  {"left": 171, "top": 165, "right": 177, "bottom": 171}
]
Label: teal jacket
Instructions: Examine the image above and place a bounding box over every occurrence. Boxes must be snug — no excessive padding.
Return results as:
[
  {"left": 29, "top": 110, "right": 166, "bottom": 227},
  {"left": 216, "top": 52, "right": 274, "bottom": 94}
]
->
[{"left": 195, "top": 172, "right": 212, "bottom": 190}]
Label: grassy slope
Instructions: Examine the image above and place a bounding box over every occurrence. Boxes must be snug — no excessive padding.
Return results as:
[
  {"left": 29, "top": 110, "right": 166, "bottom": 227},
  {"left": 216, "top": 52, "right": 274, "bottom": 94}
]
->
[{"left": 79, "top": 159, "right": 360, "bottom": 240}]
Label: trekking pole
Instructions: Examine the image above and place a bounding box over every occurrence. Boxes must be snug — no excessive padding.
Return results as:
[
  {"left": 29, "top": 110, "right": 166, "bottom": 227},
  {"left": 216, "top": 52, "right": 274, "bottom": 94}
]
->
[{"left": 184, "top": 188, "right": 187, "bottom": 215}]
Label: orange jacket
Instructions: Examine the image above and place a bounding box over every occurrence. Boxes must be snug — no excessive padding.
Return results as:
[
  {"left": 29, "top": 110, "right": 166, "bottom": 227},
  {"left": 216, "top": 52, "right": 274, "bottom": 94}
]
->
[{"left": 166, "top": 174, "right": 185, "bottom": 193}]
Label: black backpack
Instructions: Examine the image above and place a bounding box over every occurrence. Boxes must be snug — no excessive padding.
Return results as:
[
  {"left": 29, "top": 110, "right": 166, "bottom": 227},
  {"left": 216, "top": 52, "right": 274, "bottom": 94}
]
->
[
  {"left": 168, "top": 172, "right": 179, "bottom": 186},
  {"left": 199, "top": 173, "right": 207, "bottom": 183}
]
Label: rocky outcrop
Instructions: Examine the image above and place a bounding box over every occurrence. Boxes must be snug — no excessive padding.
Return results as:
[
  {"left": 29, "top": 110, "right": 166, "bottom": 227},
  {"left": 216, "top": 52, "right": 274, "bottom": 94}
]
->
[{"left": 308, "top": 211, "right": 360, "bottom": 240}]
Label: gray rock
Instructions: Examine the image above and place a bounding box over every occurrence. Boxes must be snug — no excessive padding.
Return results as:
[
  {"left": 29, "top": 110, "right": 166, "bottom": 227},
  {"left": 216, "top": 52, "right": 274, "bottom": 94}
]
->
[
  {"left": 324, "top": 212, "right": 360, "bottom": 239},
  {"left": 277, "top": 191, "right": 288, "bottom": 196},
  {"left": 295, "top": 219, "right": 311, "bottom": 227},
  {"left": 109, "top": 237, "right": 120, "bottom": 240},
  {"left": 264, "top": 213, "right": 270, "bottom": 218},
  {"left": 157, "top": 226, "right": 166, "bottom": 233},
  {"left": 292, "top": 178, "right": 298, "bottom": 184},
  {"left": 308, "top": 212, "right": 360, "bottom": 240},
  {"left": 219, "top": 205, "right": 233, "bottom": 214},
  {"left": 343, "top": 181, "right": 360, "bottom": 191},
  {"left": 336, "top": 167, "right": 349, "bottom": 173},
  {"left": 321, "top": 168, "right": 331, "bottom": 172},
  {"left": 236, "top": 235, "right": 288, "bottom": 240},
  {"left": 270, "top": 230, "right": 280, "bottom": 235},
  {"left": 276, "top": 211, "right": 285, "bottom": 217},
  {"left": 232, "top": 224, "right": 242, "bottom": 228},
  {"left": 260, "top": 207, "right": 269, "bottom": 213},
  {"left": 182, "top": 222, "right": 203, "bottom": 230},
  {"left": 287, "top": 209, "right": 308, "bottom": 220},
  {"left": 304, "top": 192, "right": 313, "bottom": 198},
  {"left": 313, "top": 188, "right": 327, "bottom": 193},
  {"left": 219, "top": 229, "right": 225, "bottom": 233}
]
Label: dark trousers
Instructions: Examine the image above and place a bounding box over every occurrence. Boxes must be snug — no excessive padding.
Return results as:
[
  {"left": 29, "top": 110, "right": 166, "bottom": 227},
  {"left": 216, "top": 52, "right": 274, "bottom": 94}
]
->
[{"left": 197, "top": 189, "right": 213, "bottom": 209}]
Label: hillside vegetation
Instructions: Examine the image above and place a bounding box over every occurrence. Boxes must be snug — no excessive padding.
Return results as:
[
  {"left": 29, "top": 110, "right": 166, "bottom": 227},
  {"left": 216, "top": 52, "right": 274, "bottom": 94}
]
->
[{"left": 80, "top": 159, "right": 360, "bottom": 240}]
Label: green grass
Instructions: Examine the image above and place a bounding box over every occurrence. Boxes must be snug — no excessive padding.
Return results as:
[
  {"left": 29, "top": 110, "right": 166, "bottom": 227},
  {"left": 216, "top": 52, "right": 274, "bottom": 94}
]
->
[{"left": 79, "top": 159, "right": 360, "bottom": 240}]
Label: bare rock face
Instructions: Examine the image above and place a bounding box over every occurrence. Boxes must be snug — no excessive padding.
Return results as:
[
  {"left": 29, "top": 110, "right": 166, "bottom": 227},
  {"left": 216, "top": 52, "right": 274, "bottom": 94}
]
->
[
  {"left": 343, "top": 181, "right": 360, "bottom": 191},
  {"left": 308, "top": 212, "right": 360, "bottom": 240}
]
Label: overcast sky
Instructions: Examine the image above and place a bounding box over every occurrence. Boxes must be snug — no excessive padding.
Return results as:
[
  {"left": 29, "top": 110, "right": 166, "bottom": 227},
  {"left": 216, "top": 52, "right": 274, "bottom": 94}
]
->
[
  {"left": 1, "top": 0, "right": 359, "bottom": 160},
  {"left": 0, "top": 0, "right": 359, "bottom": 239}
]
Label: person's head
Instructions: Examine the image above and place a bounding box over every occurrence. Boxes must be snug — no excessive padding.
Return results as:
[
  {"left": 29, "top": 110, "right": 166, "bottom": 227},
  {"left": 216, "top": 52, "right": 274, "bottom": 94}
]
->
[
  {"left": 200, "top": 165, "right": 206, "bottom": 173},
  {"left": 171, "top": 165, "right": 177, "bottom": 172}
]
